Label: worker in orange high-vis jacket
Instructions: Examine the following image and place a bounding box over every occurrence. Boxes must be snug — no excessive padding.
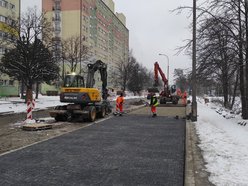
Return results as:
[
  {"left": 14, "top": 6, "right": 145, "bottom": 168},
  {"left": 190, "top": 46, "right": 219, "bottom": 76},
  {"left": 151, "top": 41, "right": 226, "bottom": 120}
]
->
[
  {"left": 116, "top": 92, "right": 124, "bottom": 116},
  {"left": 182, "top": 91, "right": 187, "bottom": 105}
]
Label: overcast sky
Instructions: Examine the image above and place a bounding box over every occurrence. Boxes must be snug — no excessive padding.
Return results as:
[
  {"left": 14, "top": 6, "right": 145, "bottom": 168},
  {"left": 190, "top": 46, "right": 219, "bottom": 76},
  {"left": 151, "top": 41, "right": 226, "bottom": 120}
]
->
[{"left": 21, "top": 0, "right": 193, "bottom": 83}]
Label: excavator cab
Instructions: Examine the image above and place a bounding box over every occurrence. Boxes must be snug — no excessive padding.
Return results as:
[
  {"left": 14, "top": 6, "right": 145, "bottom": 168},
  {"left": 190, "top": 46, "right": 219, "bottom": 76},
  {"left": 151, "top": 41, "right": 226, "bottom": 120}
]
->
[
  {"left": 170, "top": 85, "right": 177, "bottom": 94},
  {"left": 64, "top": 73, "right": 85, "bottom": 88}
]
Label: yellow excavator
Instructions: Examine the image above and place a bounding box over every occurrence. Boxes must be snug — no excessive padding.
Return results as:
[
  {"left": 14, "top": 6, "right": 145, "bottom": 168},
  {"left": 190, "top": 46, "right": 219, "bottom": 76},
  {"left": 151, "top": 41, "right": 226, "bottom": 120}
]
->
[{"left": 49, "top": 60, "right": 111, "bottom": 122}]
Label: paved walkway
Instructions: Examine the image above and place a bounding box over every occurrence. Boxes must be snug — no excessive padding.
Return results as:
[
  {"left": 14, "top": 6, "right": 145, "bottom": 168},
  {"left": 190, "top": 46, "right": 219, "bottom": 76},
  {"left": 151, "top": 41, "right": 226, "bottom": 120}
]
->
[{"left": 0, "top": 111, "right": 185, "bottom": 185}]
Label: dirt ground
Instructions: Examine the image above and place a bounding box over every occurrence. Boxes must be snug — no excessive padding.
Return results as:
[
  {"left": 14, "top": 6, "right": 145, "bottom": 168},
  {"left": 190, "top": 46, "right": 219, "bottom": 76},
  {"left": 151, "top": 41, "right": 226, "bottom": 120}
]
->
[{"left": 0, "top": 99, "right": 146, "bottom": 155}]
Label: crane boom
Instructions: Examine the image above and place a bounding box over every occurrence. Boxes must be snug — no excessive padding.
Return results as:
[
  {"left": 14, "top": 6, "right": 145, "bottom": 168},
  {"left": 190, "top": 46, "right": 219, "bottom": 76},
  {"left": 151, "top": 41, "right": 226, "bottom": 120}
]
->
[{"left": 154, "top": 62, "right": 168, "bottom": 88}]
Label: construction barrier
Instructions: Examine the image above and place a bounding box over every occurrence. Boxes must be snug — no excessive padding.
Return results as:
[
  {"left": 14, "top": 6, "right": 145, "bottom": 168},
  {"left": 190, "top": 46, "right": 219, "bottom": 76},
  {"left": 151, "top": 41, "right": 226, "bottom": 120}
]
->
[{"left": 26, "top": 99, "right": 35, "bottom": 120}]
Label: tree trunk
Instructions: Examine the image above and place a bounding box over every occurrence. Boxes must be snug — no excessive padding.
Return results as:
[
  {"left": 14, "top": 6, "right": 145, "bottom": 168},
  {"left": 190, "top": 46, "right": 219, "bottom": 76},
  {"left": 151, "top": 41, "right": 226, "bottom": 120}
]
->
[
  {"left": 35, "top": 83, "right": 39, "bottom": 99},
  {"left": 245, "top": 0, "right": 248, "bottom": 119},
  {"left": 230, "top": 72, "right": 239, "bottom": 110},
  {"left": 20, "top": 80, "right": 25, "bottom": 99},
  {"left": 238, "top": 1, "right": 247, "bottom": 119},
  {"left": 223, "top": 79, "right": 229, "bottom": 108},
  {"left": 222, "top": 54, "right": 229, "bottom": 108},
  {"left": 25, "top": 85, "right": 33, "bottom": 103}
]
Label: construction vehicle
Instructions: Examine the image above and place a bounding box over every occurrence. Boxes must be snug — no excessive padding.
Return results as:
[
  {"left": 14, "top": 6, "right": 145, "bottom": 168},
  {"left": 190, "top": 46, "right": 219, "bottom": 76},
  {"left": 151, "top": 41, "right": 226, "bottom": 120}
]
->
[
  {"left": 49, "top": 60, "right": 111, "bottom": 122},
  {"left": 148, "top": 61, "right": 180, "bottom": 104}
]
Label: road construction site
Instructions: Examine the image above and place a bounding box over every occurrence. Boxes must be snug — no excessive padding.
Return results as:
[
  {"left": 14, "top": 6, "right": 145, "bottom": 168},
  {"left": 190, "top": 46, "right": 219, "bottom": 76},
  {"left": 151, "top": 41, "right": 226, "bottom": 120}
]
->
[{"left": 0, "top": 98, "right": 212, "bottom": 186}]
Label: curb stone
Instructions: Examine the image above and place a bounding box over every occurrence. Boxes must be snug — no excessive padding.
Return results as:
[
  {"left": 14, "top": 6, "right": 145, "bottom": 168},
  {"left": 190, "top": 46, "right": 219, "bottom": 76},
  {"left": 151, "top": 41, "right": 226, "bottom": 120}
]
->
[{"left": 185, "top": 120, "right": 214, "bottom": 186}]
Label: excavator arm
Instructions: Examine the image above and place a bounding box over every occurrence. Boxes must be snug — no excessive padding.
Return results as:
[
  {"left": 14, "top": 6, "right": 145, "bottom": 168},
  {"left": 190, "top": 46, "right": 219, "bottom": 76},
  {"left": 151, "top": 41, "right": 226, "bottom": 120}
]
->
[
  {"left": 86, "top": 60, "right": 108, "bottom": 100},
  {"left": 154, "top": 62, "right": 168, "bottom": 88}
]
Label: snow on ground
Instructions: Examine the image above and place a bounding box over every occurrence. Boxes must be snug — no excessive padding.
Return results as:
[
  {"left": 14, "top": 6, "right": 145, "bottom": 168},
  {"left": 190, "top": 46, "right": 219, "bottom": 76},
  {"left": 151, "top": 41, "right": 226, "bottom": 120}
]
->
[
  {"left": 0, "top": 95, "right": 67, "bottom": 114},
  {"left": 1, "top": 94, "right": 248, "bottom": 185},
  {"left": 0, "top": 94, "right": 143, "bottom": 114},
  {"left": 196, "top": 98, "right": 248, "bottom": 186}
]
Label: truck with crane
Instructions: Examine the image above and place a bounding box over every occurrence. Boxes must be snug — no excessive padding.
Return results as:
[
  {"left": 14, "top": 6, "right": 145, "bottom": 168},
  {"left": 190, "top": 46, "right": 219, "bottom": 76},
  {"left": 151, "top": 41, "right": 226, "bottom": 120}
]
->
[
  {"left": 49, "top": 60, "right": 112, "bottom": 122},
  {"left": 148, "top": 61, "right": 180, "bottom": 104}
]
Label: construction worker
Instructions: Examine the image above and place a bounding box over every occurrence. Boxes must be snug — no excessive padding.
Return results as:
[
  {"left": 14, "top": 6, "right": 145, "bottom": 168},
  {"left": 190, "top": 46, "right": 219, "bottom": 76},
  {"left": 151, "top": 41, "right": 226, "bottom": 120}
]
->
[
  {"left": 182, "top": 91, "right": 187, "bottom": 105},
  {"left": 116, "top": 92, "right": 124, "bottom": 116},
  {"left": 150, "top": 93, "right": 159, "bottom": 117},
  {"left": 176, "top": 88, "right": 182, "bottom": 97}
]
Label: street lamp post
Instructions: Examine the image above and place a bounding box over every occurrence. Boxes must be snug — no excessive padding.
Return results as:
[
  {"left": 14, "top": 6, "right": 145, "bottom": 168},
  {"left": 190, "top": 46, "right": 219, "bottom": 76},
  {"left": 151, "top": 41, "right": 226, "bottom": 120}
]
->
[{"left": 159, "top": 53, "right": 169, "bottom": 84}]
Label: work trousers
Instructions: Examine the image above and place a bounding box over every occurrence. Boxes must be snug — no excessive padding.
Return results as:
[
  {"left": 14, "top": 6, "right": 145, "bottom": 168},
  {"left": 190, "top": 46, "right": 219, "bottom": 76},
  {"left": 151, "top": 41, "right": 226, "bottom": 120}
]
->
[
  {"left": 116, "top": 103, "right": 123, "bottom": 112},
  {"left": 151, "top": 105, "right": 157, "bottom": 113}
]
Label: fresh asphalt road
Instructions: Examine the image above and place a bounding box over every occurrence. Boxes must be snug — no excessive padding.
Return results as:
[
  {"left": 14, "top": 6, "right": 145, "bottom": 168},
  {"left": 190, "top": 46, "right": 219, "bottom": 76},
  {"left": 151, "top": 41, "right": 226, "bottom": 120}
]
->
[{"left": 0, "top": 108, "right": 185, "bottom": 186}]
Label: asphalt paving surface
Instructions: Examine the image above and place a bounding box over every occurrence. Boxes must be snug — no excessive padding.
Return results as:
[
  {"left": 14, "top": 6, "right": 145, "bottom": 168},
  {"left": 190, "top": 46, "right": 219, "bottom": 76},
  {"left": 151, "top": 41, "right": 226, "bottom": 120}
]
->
[{"left": 0, "top": 112, "right": 185, "bottom": 186}]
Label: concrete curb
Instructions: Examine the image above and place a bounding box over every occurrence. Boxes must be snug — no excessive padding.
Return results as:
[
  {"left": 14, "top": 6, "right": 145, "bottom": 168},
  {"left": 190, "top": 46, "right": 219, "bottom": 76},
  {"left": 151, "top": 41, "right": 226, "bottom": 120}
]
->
[
  {"left": 185, "top": 120, "right": 196, "bottom": 186},
  {"left": 0, "top": 111, "right": 14, "bottom": 116},
  {"left": 184, "top": 120, "right": 214, "bottom": 186}
]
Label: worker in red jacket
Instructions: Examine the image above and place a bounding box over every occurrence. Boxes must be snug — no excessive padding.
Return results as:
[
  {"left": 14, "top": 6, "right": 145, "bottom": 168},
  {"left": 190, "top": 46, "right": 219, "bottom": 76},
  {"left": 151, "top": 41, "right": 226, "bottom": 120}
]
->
[
  {"left": 182, "top": 91, "right": 187, "bottom": 105},
  {"left": 116, "top": 92, "right": 124, "bottom": 116},
  {"left": 177, "top": 88, "right": 182, "bottom": 97}
]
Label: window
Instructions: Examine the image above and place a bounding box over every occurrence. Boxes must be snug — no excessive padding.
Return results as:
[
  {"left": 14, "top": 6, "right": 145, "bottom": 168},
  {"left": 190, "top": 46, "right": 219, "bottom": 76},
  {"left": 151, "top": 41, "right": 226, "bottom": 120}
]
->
[
  {"left": 7, "top": 18, "right": 13, "bottom": 25},
  {"left": 0, "top": 31, "right": 4, "bottom": 38},
  {"left": 54, "top": 1, "right": 61, "bottom": 10},
  {"left": 9, "top": 80, "right": 14, "bottom": 85},
  {"left": 9, "top": 3, "right": 15, "bottom": 10},
  {"left": 0, "top": 47, "right": 5, "bottom": 54},
  {"left": 0, "top": 15, "right": 6, "bottom": 23},
  {"left": 0, "top": 0, "right": 8, "bottom": 8},
  {"left": 54, "top": 22, "right": 61, "bottom": 31},
  {"left": 64, "top": 75, "right": 85, "bottom": 88},
  {"left": 55, "top": 12, "right": 60, "bottom": 20}
]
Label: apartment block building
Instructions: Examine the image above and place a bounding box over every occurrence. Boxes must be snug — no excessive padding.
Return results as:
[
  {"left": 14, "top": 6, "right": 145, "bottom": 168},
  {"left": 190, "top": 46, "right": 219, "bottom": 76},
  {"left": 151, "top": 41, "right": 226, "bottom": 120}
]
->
[
  {"left": 0, "top": 0, "right": 20, "bottom": 96},
  {"left": 42, "top": 0, "right": 129, "bottom": 88}
]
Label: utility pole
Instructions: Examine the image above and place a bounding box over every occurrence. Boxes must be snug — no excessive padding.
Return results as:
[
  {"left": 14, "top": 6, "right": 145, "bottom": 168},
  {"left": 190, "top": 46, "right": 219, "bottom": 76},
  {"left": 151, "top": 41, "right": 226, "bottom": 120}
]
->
[
  {"left": 79, "top": 0, "right": 82, "bottom": 75},
  {"left": 192, "top": 0, "right": 197, "bottom": 121}
]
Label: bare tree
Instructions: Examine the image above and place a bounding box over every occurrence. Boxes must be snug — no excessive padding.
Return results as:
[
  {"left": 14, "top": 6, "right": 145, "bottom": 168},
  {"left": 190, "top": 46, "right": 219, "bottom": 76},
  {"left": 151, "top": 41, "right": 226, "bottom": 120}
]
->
[
  {"left": 127, "top": 63, "right": 152, "bottom": 95},
  {"left": 174, "top": 68, "right": 190, "bottom": 93},
  {"left": 110, "top": 51, "right": 152, "bottom": 93},
  {"left": 111, "top": 51, "right": 134, "bottom": 91},
  {"left": 197, "top": 16, "right": 238, "bottom": 108},
  {"left": 175, "top": 0, "right": 248, "bottom": 117},
  {"left": 61, "top": 36, "right": 89, "bottom": 74}
]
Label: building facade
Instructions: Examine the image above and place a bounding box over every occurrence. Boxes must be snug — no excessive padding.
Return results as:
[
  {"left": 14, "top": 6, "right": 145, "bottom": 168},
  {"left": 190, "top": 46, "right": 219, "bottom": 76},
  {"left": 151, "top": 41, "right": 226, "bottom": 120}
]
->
[
  {"left": 42, "top": 0, "right": 129, "bottom": 88},
  {"left": 0, "top": 0, "right": 20, "bottom": 96}
]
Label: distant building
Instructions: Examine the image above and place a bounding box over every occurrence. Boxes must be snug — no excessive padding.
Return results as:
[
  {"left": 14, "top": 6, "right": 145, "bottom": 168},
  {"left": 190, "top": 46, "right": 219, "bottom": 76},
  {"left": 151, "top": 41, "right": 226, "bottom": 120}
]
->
[
  {"left": 0, "top": 0, "right": 20, "bottom": 97},
  {"left": 42, "top": 0, "right": 129, "bottom": 88}
]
